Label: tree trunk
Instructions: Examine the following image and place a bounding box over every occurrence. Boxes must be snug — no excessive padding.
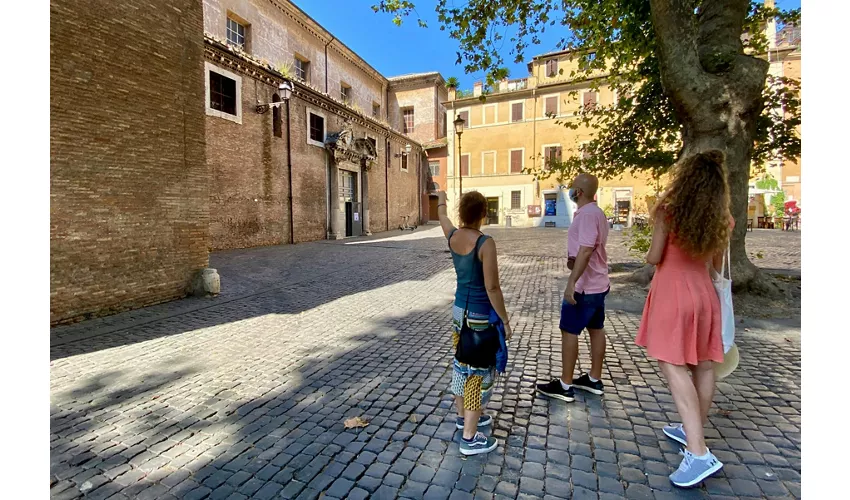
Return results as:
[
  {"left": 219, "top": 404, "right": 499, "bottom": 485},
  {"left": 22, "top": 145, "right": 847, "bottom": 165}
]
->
[{"left": 649, "top": 0, "right": 780, "bottom": 295}]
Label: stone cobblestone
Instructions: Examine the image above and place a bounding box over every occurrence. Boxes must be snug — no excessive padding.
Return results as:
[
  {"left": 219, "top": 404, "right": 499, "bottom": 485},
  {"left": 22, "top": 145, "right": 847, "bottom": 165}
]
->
[{"left": 51, "top": 227, "right": 800, "bottom": 499}]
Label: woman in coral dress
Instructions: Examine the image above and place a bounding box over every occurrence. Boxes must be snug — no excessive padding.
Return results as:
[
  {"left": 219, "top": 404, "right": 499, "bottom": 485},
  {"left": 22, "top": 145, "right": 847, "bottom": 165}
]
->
[{"left": 636, "top": 151, "right": 733, "bottom": 489}]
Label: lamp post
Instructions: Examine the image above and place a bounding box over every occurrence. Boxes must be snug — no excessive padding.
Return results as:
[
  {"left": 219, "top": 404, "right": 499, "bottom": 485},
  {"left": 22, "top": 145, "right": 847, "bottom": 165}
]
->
[
  {"left": 454, "top": 115, "right": 465, "bottom": 198},
  {"left": 256, "top": 80, "right": 294, "bottom": 242},
  {"left": 279, "top": 80, "right": 294, "bottom": 244}
]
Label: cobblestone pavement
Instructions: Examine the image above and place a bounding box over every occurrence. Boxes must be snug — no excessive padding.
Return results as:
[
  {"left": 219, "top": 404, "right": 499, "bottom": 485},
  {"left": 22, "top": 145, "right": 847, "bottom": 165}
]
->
[{"left": 51, "top": 227, "right": 801, "bottom": 499}]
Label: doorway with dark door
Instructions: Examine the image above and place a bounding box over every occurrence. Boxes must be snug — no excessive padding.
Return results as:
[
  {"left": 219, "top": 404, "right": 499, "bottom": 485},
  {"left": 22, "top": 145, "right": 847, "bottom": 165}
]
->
[
  {"left": 429, "top": 195, "right": 439, "bottom": 221},
  {"left": 486, "top": 197, "right": 499, "bottom": 225},
  {"left": 341, "top": 170, "right": 362, "bottom": 237}
]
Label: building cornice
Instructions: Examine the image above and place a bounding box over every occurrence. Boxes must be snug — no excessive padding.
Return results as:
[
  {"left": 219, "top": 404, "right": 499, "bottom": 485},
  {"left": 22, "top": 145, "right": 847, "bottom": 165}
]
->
[
  {"left": 442, "top": 74, "right": 609, "bottom": 107},
  {"left": 204, "top": 36, "right": 420, "bottom": 147},
  {"left": 264, "top": 0, "right": 388, "bottom": 86}
]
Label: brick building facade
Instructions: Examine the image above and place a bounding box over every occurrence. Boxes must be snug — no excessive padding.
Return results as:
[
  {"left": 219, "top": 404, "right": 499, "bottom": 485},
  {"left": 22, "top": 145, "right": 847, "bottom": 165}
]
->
[
  {"left": 204, "top": 37, "right": 426, "bottom": 247},
  {"left": 50, "top": 0, "right": 208, "bottom": 324},
  {"left": 51, "top": 0, "right": 445, "bottom": 323},
  {"left": 202, "top": 0, "right": 438, "bottom": 248}
]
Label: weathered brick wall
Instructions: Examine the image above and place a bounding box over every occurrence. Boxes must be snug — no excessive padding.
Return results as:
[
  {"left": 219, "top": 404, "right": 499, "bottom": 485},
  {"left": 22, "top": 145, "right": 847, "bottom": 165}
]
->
[
  {"left": 206, "top": 61, "right": 290, "bottom": 250},
  {"left": 391, "top": 85, "right": 440, "bottom": 144},
  {"left": 50, "top": 0, "right": 208, "bottom": 324},
  {"left": 204, "top": 0, "right": 385, "bottom": 115},
  {"left": 386, "top": 138, "right": 423, "bottom": 227},
  {"left": 206, "top": 46, "right": 423, "bottom": 248}
]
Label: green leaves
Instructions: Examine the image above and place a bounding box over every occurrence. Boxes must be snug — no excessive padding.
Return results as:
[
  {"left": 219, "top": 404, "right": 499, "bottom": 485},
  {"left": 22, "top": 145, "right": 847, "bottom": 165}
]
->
[{"left": 370, "top": 0, "right": 800, "bottom": 186}]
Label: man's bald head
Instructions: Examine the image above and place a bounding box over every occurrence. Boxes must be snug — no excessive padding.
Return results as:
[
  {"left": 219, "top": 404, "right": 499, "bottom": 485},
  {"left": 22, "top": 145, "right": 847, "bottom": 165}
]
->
[{"left": 572, "top": 173, "right": 599, "bottom": 202}]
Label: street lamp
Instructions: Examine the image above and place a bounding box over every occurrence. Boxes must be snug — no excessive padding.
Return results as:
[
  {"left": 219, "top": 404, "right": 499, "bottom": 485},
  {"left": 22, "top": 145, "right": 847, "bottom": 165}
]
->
[
  {"left": 394, "top": 143, "right": 413, "bottom": 158},
  {"left": 454, "top": 115, "right": 465, "bottom": 196},
  {"left": 257, "top": 80, "right": 296, "bottom": 243}
]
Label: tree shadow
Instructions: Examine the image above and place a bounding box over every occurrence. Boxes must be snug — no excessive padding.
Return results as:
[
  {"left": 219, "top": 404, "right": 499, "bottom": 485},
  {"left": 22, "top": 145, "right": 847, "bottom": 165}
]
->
[
  {"left": 50, "top": 234, "right": 456, "bottom": 361},
  {"left": 50, "top": 307, "right": 495, "bottom": 499},
  {"left": 50, "top": 303, "right": 801, "bottom": 500}
]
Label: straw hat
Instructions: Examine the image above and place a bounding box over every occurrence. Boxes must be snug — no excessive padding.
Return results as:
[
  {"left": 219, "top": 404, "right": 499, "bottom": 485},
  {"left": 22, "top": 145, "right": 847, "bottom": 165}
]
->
[{"left": 714, "top": 344, "right": 740, "bottom": 380}]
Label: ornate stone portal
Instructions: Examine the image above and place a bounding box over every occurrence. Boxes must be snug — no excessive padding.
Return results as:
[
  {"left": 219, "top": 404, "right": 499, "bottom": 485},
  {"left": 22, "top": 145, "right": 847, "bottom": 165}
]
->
[{"left": 325, "top": 120, "right": 378, "bottom": 239}]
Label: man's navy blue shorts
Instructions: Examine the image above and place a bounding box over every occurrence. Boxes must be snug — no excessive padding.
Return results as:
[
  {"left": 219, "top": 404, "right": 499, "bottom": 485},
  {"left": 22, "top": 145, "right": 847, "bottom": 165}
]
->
[{"left": 560, "top": 287, "right": 610, "bottom": 335}]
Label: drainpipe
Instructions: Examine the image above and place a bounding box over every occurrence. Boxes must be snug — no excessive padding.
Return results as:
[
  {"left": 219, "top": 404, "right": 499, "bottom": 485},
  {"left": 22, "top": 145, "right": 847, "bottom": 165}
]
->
[
  {"left": 286, "top": 97, "right": 294, "bottom": 244},
  {"left": 532, "top": 88, "right": 538, "bottom": 202},
  {"left": 417, "top": 150, "right": 421, "bottom": 225},
  {"left": 386, "top": 137, "right": 390, "bottom": 231},
  {"left": 324, "top": 36, "right": 335, "bottom": 94}
]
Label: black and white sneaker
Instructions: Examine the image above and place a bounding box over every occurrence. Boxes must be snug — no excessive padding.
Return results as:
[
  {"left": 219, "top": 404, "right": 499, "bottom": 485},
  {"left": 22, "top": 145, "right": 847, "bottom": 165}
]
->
[
  {"left": 536, "top": 379, "right": 575, "bottom": 402},
  {"left": 572, "top": 373, "right": 604, "bottom": 395}
]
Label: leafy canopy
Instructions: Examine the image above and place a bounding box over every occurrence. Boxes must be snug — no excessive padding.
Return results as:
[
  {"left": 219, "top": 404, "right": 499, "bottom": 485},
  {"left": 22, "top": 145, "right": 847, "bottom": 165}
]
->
[{"left": 373, "top": 1, "right": 800, "bottom": 184}]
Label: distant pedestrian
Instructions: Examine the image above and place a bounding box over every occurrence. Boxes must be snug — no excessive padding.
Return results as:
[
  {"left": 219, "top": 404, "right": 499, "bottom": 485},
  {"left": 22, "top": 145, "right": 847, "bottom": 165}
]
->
[
  {"left": 437, "top": 190, "right": 511, "bottom": 456},
  {"left": 635, "top": 150, "right": 733, "bottom": 488},
  {"left": 537, "top": 173, "right": 610, "bottom": 403}
]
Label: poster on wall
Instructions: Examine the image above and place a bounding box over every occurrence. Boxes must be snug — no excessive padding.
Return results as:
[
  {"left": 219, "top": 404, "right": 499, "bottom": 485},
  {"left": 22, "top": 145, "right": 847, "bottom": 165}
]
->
[
  {"left": 544, "top": 198, "right": 557, "bottom": 216},
  {"left": 527, "top": 205, "right": 542, "bottom": 217}
]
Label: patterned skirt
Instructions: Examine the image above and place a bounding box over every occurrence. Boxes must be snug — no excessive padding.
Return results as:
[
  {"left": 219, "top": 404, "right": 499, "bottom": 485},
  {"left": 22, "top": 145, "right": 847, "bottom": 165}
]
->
[{"left": 450, "top": 305, "right": 496, "bottom": 411}]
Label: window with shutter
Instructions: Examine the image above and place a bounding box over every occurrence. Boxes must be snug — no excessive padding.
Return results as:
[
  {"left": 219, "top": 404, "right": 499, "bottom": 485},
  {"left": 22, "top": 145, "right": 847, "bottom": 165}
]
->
[
  {"left": 511, "top": 102, "right": 523, "bottom": 122},
  {"left": 546, "top": 59, "right": 558, "bottom": 77},
  {"left": 544, "top": 96, "right": 558, "bottom": 116},
  {"left": 510, "top": 150, "right": 523, "bottom": 174},
  {"left": 583, "top": 91, "right": 597, "bottom": 110}
]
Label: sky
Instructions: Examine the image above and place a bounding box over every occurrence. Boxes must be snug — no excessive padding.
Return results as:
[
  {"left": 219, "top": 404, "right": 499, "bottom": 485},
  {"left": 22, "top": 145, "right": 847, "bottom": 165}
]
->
[{"left": 295, "top": 0, "right": 801, "bottom": 91}]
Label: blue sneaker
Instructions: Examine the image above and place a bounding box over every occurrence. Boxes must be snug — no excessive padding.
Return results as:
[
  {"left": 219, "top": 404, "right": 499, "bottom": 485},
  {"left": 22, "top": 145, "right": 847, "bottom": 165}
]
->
[
  {"left": 456, "top": 414, "right": 493, "bottom": 430},
  {"left": 459, "top": 432, "right": 498, "bottom": 456},
  {"left": 670, "top": 449, "right": 723, "bottom": 488},
  {"left": 663, "top": 423, "right": 687, "bottom": 446}
]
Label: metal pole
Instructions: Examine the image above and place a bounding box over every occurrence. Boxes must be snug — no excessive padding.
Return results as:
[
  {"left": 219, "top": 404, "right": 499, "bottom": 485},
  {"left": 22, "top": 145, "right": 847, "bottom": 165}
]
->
[
  {"left": 286, "top": 98, "right": 294, "bottom": 244},
  {"left": 458, "top": 134, "right": 463, "bottom": 196}
]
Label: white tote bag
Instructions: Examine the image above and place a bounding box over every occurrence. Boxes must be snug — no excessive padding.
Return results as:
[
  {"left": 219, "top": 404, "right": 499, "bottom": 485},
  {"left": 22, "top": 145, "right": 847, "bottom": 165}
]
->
[{"left": 711, "top": 244, "right": 735, "bottom": 353}]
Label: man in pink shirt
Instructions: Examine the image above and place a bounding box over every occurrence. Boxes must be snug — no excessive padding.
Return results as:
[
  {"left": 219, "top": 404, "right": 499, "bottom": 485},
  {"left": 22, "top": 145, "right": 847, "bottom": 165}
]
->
[{"left": 538, "top": 173, "right": 610, "bottom": 402}]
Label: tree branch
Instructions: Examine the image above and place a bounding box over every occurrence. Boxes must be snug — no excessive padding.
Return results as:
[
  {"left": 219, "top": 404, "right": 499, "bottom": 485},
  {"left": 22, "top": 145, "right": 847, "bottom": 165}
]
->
[
  {"left": 648, "top": 0, "right": 706, "bottom": 121},
  {"left": 696, "top": 0, "right": 748, "bottom": 73}
]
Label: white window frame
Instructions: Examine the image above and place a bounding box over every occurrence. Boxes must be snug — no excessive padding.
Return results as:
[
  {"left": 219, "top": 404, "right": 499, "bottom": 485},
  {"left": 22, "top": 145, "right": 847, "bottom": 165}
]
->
[
  {"left": 402, "top": 107, "right": 415, "bottom": 134},
  {"left": 340, "top": 82, "right": 352, "bottom": 103},
  {"left": 226, "top": 16, "right": 247, "bottom": 50},
  {"left": 509, "top": 99, "right": 525, "bottom": 122},
  {"left": 306, "top": 106, "right": 327, "bottom": 147},
  {"left": 542, "top": 93, "right": 560, "bottom": 117},
  {"left": 541, "top": 143, "right": 562, "bottom": 170},
  {"left": 294, "top": 56, "right": 310, "bottom": 83},
  {"left": 205, "top": 62, "right": 242, "bottom": 124},
  {"left": 481, "top": 150, "right": 497, "bottom": 175},
  {"left": 429, "top": 161, "right": 440, "bottom": 177},
  {"left": 510, "top": 190, "right": 523, "bottom": 211},
  {"left": 400, "top": 147, "right": 409, "bottom": 173},
  {"left": 546, "top": 58, "right": 559, "bottom": 78},
  {"left": 482, "top": 103, "right": 498, "bottom": 125},
  {"left": 509, "top": 147, "right": 525, "bottom": 174}
]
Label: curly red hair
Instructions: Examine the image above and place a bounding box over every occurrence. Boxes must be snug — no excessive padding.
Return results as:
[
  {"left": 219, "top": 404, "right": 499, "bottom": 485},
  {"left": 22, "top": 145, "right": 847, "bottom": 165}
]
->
[{"left": 653, "top": 150, "right": 731, "bottom": 258}]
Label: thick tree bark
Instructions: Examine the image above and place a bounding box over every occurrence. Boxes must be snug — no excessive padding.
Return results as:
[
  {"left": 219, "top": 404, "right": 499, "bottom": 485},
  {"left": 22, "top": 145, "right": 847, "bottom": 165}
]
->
[{"left": 649, "top": 0, "right": 778, "bottom": 294}]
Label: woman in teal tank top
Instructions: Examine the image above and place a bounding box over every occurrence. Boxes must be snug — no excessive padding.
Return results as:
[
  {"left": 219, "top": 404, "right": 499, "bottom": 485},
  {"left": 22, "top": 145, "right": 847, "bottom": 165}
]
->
[{"left": 436, "top": 190, "right": 511, "bottom": 456}]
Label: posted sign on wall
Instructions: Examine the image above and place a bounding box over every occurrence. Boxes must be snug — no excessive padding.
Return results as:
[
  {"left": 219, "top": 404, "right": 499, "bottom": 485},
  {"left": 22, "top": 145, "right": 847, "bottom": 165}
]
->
[{"left": 527, "top": 205, "right": 542, "bottom": 217}]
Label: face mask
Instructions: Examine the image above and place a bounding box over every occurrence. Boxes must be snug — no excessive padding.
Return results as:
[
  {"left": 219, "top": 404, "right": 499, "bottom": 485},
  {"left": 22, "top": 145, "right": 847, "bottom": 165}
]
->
[{"left": 569, "top": 189, "right": 580, "bottom": 203}]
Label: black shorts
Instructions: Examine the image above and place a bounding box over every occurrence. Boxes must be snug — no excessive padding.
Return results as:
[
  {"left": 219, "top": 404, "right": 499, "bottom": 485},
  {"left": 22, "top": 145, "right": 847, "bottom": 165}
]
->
[{"left": 559, "top": 288, "right": 609, "bottom": 334}]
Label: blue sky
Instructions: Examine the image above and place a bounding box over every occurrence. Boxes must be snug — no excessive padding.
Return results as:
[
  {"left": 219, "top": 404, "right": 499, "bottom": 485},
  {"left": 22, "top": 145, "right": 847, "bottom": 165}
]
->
[{"left": 296, "top": 0, "right": 801, "bottom": 90}]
